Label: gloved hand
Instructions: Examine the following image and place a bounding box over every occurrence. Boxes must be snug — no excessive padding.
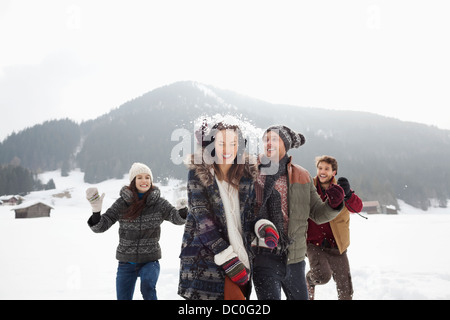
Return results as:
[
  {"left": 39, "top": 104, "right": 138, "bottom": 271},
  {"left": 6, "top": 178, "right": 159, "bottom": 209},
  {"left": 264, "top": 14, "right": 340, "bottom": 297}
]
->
[
  {"left": 221, "top": 257, "right": 249, "bottom": 286},
  {"left": 257, "top": 224, "right": 279, "bottom": 249},
  {"left": 337, "top": 177, "right": 353, "bottom": 200},
  {"left": 178, "top": 207, "right": 188, "bottom": 219},
  {"left": 86, "top": 187, "right": 105, "bottom": 212},
  {"left": 325, "top": 184, "right": 344, "bottom": 209}
]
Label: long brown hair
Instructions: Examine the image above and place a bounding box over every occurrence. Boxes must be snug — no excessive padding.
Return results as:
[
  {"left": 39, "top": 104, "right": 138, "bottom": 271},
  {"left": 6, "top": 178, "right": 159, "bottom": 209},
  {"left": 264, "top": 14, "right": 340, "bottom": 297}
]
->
[
  {"left": 208, "top": 122, "right": 246, "bottom": 190},
  {"left": 123, "top": 178, "right": 154, "bottom": 220}
]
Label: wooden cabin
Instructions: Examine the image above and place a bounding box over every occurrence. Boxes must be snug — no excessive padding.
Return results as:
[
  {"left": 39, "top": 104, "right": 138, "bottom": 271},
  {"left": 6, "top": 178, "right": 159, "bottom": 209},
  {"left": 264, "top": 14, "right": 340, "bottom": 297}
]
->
[
  {"left": 0, "top": 195, "right": 20, "bottom": 206},
  {"left": 385, "top": 205, "right": 398, "bottom": 215},
  {"left": 362, "top": 201, "right": 382, "bottom": 214},
  {"left": 12, "top": 202, "right": 53, "bottom": 219}
]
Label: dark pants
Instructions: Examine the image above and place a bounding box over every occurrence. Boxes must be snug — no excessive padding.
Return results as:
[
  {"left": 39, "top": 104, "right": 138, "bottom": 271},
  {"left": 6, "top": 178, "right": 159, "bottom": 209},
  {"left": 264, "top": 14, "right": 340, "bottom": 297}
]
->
[
  {"left": 306, "top": 243, "right": 353, "bottom": 300},
  {"left": 253, "top": 253, "right": 308, "bottom": 300},
  {"left": 116, "top": 261, "right": 160, "bottom": 300}
]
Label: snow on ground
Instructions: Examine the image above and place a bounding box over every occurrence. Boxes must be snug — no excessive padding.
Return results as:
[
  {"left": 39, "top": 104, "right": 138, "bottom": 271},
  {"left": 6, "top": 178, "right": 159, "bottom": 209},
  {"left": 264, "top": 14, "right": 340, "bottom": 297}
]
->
[{"left": 1, "top": 169, "right": 450, "bottom": 300}]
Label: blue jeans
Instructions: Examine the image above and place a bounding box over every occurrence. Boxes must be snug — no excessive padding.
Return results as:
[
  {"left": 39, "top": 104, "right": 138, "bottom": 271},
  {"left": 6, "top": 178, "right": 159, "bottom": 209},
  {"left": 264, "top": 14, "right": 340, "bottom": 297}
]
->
[
  {"left": 116, "top": 261, "right": 160, "bottom": 300},
  {"left": 253, "top": 253, "right": 308, "bottom": 300}
]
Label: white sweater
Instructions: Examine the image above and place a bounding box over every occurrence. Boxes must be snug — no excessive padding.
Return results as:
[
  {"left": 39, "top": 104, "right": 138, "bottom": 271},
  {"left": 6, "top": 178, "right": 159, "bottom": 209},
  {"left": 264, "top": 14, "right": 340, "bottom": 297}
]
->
[{"left": 213, "top": 177, "right": 250, "bottom": 269}]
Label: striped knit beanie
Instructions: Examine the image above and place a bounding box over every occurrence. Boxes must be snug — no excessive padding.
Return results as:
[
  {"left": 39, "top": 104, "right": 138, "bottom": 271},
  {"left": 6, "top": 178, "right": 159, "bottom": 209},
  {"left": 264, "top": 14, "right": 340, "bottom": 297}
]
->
[{"left": 265, "top": 125, "right": 306, "bottom": 152}]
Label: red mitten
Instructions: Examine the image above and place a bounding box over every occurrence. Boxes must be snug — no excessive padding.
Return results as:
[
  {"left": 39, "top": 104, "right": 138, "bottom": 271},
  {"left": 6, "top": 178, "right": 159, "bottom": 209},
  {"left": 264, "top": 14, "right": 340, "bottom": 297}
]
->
[
  {"left": 325, "top": 184, "right": 345, "bottom": 209},
  {"left": 258, "top": 224, "right": 279, "bottom": 249},
  {"left": 221, "top": 257, "right": 249, "bottom": 286}
]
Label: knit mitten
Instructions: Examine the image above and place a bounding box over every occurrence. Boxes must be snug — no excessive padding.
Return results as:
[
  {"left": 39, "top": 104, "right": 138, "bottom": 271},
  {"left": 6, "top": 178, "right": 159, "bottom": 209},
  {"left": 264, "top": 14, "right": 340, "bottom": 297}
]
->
[
  {"left": 325, "top": 184, "right": 344, "bottom": 209},
  {"left": 86, "top": 187, "right": 105, "bottom": 213},
  {"left": 221, "top": 257, "right": 249, "bottom": 286},
  {"left": 257, "top": 224, "right": 279, "bottom": 249},
  {"left": 178, "top": 207, "right": 188, "bottom": 219}
]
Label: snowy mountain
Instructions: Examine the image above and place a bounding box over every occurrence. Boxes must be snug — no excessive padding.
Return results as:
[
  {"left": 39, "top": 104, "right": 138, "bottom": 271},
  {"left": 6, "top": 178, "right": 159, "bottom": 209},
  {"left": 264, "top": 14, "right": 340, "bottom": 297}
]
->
[
  {"left": 1, "top": 169, "right": 449, "bottom": 300},
  {"left": 1, "top": 81, "right": 450, "bottom": 210}
]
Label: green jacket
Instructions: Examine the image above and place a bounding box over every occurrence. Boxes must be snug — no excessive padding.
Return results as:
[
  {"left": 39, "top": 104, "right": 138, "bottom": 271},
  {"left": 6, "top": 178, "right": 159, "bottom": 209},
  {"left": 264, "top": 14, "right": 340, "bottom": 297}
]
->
[{"left": 285, "top": 157, "right": 342, "bottom": 264}]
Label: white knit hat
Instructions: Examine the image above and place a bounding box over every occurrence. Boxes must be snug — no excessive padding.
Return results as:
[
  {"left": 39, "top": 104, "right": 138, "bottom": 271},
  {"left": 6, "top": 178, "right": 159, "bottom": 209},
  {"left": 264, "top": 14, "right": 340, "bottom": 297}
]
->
[{"left": 129, "top": 162, "right": 153, "bottom": 183}]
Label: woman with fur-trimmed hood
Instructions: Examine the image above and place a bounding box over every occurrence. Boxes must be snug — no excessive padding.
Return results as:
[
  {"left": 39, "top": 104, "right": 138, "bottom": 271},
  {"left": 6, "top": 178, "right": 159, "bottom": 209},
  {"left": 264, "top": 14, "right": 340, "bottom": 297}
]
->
[{"left": 178, "top": 121, "right": 278, "bottom": 300}]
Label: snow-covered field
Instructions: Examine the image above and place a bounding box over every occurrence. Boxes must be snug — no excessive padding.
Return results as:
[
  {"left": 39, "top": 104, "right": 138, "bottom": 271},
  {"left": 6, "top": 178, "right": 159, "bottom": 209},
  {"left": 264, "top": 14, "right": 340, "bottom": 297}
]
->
[{"left": 1, "top": 169, "right": 449, "bottom": 300}]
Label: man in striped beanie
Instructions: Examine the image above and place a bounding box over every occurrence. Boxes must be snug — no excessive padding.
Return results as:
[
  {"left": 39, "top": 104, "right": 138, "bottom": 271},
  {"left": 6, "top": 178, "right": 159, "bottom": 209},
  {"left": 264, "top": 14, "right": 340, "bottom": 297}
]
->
[{"left": 253, "top": 125, "right": 344, "bottom": 300}]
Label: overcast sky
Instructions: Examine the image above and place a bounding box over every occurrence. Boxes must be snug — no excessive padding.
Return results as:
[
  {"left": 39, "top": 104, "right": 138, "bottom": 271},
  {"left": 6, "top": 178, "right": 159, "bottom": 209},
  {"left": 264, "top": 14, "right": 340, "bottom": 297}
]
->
[{"left": 1, "top": 0, "right": 449, "bottom": 141}]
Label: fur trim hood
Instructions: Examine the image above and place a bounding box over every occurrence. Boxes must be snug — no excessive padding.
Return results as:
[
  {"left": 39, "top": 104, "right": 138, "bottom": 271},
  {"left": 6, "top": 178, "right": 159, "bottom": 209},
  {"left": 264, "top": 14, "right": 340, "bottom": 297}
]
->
[{"left": 185, "top": 153, "right": 258, "bottom": 187}]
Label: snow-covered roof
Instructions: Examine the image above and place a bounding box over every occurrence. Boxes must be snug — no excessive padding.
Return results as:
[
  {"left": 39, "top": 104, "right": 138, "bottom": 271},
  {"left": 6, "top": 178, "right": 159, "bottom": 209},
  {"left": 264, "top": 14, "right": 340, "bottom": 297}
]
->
[
  {"left": 0, "top": 195, "right": 19, "bottom": 201},
  {"left": 10, "top": 201, "right": 54, "bottom": 211}
]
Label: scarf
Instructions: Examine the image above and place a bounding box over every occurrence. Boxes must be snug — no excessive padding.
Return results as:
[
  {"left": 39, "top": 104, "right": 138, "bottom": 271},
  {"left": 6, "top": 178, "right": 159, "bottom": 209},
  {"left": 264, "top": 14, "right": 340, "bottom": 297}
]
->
[{"left": 258, "top": 154, "right": 290, "bottom": 252}]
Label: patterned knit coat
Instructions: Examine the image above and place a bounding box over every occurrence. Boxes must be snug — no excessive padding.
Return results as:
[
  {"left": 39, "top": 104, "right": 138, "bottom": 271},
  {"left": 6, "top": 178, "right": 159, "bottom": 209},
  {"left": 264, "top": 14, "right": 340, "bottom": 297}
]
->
[
  {"left": 88, "top": 186, "right": 186, "bottom": 263},
  {"left": 178, "top": 155, "right": 257, "bottom": 300}
]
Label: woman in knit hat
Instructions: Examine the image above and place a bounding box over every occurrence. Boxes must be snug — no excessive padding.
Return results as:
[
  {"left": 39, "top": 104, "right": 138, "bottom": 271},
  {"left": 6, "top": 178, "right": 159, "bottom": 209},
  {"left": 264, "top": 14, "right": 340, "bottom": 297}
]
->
[
  {"left": 178, "top": 121, "right": 274, "bottom": 300},
  {"left": 86, "top": 162, "right": 187, "bottom": 300}
]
